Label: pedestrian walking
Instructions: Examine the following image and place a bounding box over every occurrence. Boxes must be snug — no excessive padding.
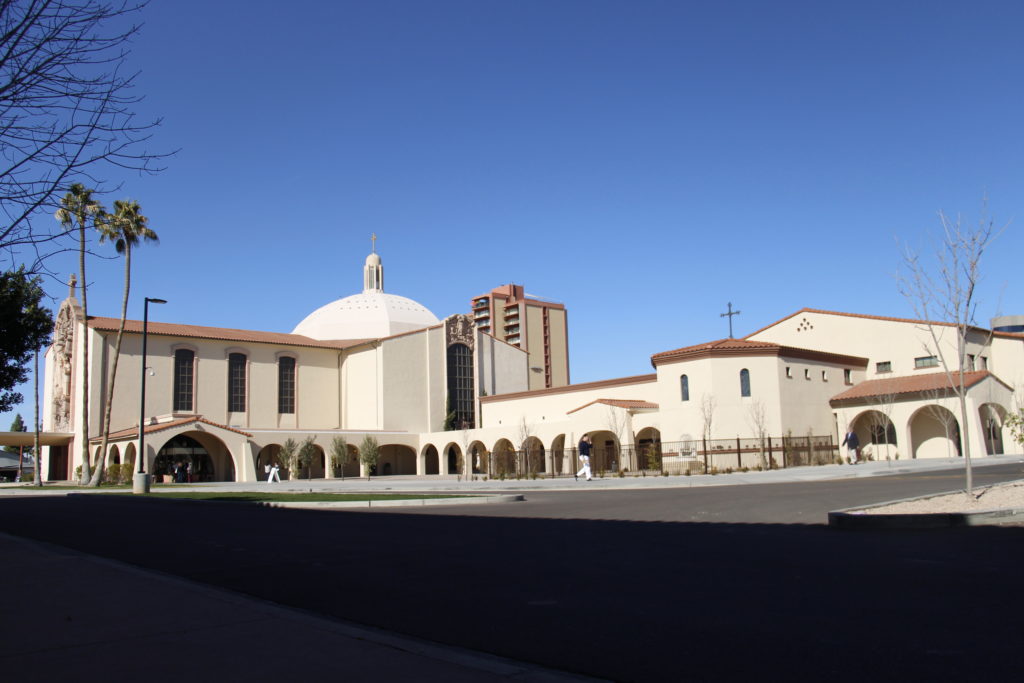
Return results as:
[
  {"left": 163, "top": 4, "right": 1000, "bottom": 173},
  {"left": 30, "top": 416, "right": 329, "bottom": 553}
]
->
[
  {"left": 842, "top": 428, "right": 860, "bottom": 464},
  {"left": 576, "top": 434, "right": 593, "bottom": 481},
  {"left": 267, "top": 462, "right": 281, "bottom": 483}
]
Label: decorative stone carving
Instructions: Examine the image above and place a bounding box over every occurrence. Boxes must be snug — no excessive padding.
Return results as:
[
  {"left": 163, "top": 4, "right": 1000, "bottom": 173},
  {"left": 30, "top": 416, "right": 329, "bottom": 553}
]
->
[
  {"left": 51, "top": 303, "right": 75, "bottom": 431},
  {"left": 446, "top": 314, "right": 474, "bottom": 349}
]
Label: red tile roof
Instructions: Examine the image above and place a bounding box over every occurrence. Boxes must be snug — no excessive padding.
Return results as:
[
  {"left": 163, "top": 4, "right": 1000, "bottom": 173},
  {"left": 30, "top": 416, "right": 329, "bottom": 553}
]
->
[
  {"left": 479, "top": 374, "right": 658, "bottom": 403},
  {"left": 829, "top": 370, "right": 1008, "bottom": 404},
  {"left": 650, "top": 338, "right": 867, "bottom": 367},
  {"left": 566, "top": 399, "right": 659, "bottom": 415},
  {"left": 87, "top": 316, "right": 373, "bottom": 351},
  {"left": 93, "top": 416, "right": 253, "bottom": 443}
]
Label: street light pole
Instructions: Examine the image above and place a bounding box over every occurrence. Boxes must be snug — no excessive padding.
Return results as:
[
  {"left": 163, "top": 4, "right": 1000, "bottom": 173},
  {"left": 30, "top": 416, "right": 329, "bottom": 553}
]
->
[{"left": 133, "top": 297, "right": 166, "bottom": 494}]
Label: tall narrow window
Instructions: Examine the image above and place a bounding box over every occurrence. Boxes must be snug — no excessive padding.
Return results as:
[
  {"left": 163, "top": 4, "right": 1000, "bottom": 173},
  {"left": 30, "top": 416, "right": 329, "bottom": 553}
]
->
[
  {"left": 228, "top": 353, "right": 246, "bottom": 412},
  {"left": 446, "top": 343, "right": 475, "bottom": 428},
  {"left": 173, "top": 350, "right": 195, "bottom": 412},
  {"left": 739, "top": 368, "right": 751, "bottom": 397},
  {"left": 278, "top": 356, "right": 296, "bottom": 414},
  {"left": 680, "top": 374, "right": 689, "bottom": 401}
]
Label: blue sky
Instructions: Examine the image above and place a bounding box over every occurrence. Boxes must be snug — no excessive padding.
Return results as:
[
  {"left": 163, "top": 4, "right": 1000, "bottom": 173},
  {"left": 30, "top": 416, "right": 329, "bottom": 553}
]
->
[{"left": 4, "top": 0, "right": 1023, "bottom": 427}]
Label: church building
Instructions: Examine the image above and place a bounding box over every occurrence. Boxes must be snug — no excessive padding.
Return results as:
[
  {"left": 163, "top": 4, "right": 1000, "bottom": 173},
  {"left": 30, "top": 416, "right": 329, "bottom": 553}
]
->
[{"left": 36, "top": 245, "right": 1022, "bottom": 483}]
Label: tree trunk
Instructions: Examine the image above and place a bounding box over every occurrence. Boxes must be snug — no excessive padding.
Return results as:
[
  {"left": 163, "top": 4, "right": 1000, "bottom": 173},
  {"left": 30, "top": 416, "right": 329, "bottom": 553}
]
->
[
  {"left": 90, "top": 245, "right": 131, "bottom": 486},
  {"left": 34, "top": 347, "right": 42, "bottom": 486},
  {"left": 78, "top": 224, "right": 91, "bottom": 484}
]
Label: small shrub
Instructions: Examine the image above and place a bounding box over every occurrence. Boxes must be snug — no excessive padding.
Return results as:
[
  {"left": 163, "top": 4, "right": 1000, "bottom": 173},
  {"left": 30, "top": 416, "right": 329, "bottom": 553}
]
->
[
  {"left": 684, "top": 470, "right": 692, "bottom": 476},
  {"left": 661, "top": 470, "right": 668, "bottom": 477}
]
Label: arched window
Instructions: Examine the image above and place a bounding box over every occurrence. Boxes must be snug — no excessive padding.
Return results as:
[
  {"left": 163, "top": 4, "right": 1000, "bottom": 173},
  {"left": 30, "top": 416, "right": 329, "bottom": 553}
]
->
[
  {"left": 446, "top": 343, "right": 475, "bottom": 428},
  {"left": 278, "top": 356, "right": 296, "bottom": 414},
  {"left": 739, "top": 368, "right": 751, "bottom": 397},
  {"left": 228, "top": 353, "right": 246, "bottom": 412},
  {"left": 173, "top": 349, "right": 195, "bottom": 411},
  {"left": 680, "top": 374, "right": 689, "bottom": 401}
]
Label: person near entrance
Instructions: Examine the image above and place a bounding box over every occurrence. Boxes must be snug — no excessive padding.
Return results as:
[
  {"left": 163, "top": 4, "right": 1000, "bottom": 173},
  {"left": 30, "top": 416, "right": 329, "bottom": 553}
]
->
[
  {"left": 842, "top": 428, "right": 860, "bottom": 464},
  {"left": 266, "top": 461, "right": 281, "bottom": 483},
  {"left": 576, "top": 434, "right": 593, "bottom": 481}
]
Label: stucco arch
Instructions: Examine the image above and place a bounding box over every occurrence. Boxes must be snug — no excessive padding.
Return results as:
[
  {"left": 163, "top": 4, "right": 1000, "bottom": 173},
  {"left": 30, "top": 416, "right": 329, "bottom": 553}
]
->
[
  {"left": 154, "top": 431, "right": 235, "bottom": 482},
  {"left": 979, "top": 403, "right": 1007, "bottom": 455},
  {"left": 379, "top": 444, "right": 416, "bottom": 475},
  {"left": 909, "top": 405, "right": 960, "bottom": 459},
  {"left": 635, "top": 427, "right": 662, "bottom": 471},
  {"left": 443, "top": 442, "right": 463, "bottom": 475},
  {"left": 491, "top": 438, "right": 516, "bottom": 478},
  {"left": 468, "top": 440, "right": 488, "bottom": 474},
  {"left": 586, "top": 430, "right": 620, "bottom": 475},
  {"left": 549, "top": 434, "right": 566, "bottom": 476},
  {"left": 522, "top": 436, "right": 545, "bottom": 475},
  {"left": 108, "top": 444, "right": 121, "bottom": 465},
  {"left": 848, "top": 409, "right": 898, "bottom": 461},
  {"left": 421, "top": 444, "right": 439, "bottom": 475},
  {"left": 256, "top": 444, "right": 281, "bottom": 481},
  {"left": 122, "top": 443, "right": 136, "bottom": 471}
]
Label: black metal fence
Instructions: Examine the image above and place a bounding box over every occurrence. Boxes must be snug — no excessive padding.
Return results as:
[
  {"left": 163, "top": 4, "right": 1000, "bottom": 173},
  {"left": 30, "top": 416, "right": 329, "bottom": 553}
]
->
[{"left": 480, "top": 435, "right": 839, "bottom": 479}]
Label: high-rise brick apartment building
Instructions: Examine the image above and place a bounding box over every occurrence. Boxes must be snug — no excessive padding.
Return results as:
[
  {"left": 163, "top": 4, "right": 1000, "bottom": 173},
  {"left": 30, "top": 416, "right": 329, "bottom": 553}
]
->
[{"left": 470, "top": 284, "right": 569, "bottom": 390}]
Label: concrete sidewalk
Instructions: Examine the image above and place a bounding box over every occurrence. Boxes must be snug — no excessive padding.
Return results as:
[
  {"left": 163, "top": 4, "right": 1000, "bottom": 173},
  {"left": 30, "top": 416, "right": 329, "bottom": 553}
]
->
[
  {"left": 0, "top": 532, "right": 597, "bottom": 682},
  {"left": 2, "top": 453, "right": 1020, "bottom": 496}
]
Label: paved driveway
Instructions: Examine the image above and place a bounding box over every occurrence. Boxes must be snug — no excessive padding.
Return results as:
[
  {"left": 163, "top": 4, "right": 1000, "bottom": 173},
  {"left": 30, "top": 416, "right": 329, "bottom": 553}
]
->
[{"left": 2, "top": 462, "right": 1023, "bottom": 681}]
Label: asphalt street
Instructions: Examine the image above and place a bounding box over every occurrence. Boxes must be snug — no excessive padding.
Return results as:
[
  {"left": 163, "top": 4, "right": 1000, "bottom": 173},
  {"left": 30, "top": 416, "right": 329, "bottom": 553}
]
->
[{"left": 2, "top": 464, "right": 1023, "bottom": 682}]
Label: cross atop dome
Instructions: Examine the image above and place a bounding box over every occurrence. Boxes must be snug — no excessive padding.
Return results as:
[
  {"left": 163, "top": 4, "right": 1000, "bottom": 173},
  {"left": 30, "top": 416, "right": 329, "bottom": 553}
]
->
[{"left": 364, "top": 236, "right": 384, "bottom": 293}]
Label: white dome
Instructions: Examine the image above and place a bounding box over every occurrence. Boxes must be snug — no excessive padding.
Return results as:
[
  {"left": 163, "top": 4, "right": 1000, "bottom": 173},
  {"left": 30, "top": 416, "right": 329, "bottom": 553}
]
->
[{"left": 292, "top": 291, "right": 439, "bottom": 341}]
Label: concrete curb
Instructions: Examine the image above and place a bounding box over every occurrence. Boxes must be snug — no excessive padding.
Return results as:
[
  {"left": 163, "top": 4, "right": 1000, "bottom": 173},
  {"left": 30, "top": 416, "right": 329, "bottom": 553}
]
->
[
  {"left": 261, "top": 493, "right": 525, "bottom": 509},
  {"left": 829, "top": 477, "right": 1024, "bottom": 529}
]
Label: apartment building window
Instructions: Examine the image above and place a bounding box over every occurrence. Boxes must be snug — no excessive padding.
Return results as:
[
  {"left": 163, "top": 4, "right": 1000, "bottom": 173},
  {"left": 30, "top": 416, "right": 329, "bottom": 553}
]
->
[
  {"left": 804, "top": 368, "right": 811, "bottom": 380},
  {"left": 228, "top": 353, "right": 246, "bottom": 412},
  {"left": 785, "top": 366, "right": 792, "bottom": 378},
  {"left": 173, "top": 350, "right": 195, "bottom": 412},
  {"left": 914, "top": 355, "right": 939, "bottom": 369},
  {"left": 278, "top": 356, "right": 296, "bottom": 414},
  {"left": 967, "top": 354, "right": 976, "bottom": 371},
  {"left": 822, "top": 370, "right": 828, "bottom": 381},
  {"left": 844, "top": 369, "right": 852, "bottom": 384},
  {"left": 680, "top": 375, "right": 689, "bottom": 401},
  {"left": 980, "top": 356, "right": 988, "bottom": 370},
  {"left": 876, "top": 361, "right": 892, "bottom": 373},
  {"left": 740, "top": 368, "right": 751, "bottom": 397}
]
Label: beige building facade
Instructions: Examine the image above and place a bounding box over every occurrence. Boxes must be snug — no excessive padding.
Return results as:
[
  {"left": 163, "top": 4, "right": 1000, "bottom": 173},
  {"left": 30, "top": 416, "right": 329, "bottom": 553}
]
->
[{"left": 36, "top": 247, "right": 1023, "bottom": 482}]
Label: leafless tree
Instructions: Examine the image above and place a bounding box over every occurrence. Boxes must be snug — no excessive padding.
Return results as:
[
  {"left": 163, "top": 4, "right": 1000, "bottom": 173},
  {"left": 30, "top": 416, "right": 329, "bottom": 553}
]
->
[
  {"left": 865, "top": 392, "right": 898, "bottom": 461},
  {"left": 700, "top": 393, "right": 716, "bottom": 443},
  {"left": 898, "top": 201, "right": 1003, "bottom": 497},
  {"left": 745, "top": 399, "right": 769, "bottom": 469},
  {"left": 0, "top": 1, "right": 168, "bottom": 267},
  {"left": 517, "top": 416, "right": 534, "bottom": 477}
]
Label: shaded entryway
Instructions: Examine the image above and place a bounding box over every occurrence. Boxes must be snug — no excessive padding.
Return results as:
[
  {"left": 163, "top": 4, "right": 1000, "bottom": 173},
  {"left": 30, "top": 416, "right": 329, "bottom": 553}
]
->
[
  {"left": 468, "top": 440, "right": 488, "bottom": 474},
  {"left": 635, "top": 427, "right": 662, "bottom": 471},
  {"left": 522, "top": 436, "right": 545, "bottom": 475},
  {"left": 909, "top": 405, "right": 961, "bottom": 459},
  {"left": 849, "top": 410, "right": 898, "bottom": 461},
  {"left": 980, "top": 403, "right": 1006, "bottom": 455},
  {"left": 491, "top": 438, "right": 516, "bottom": 478},
  {"left": 154, "top": 432, "right": 235, "bottom": 482},
  {"left": 586, "top": 430, "right": 620, "bottom": 475},
  {"left": 422, "top": 444, "right": 439, "bottom": 475},
  {"left": 378, "top": 444, "right": 416, "bottom": 475}
]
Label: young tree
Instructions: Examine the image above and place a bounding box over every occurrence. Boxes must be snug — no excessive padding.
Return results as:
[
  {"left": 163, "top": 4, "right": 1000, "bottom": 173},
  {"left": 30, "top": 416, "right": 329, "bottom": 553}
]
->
[
  {"left": 90, "top": 199, "right": 158, "bottom": 486},
  {"left": 359, "top": 436, "right": 379, "bottom": 480},
  {"left": 921, "top": 388, "right": 960, "bottom": 460},
  {"left": 866, "top": 392, "right": 898, "bottom": 461},
  {"left": 700, "top": 393, "right": 716, "bottom": 443},
  {"left": 297, "top": 436, "right": 317, "bottom": 480},
  {"left": 330, "top": 435, "right": 349, "bottom": 479},
  {"left": 745, "top": 399, "right": 769, "bottom": 469},
  {"left": 55, "top": 184, "right": 105, "bottom": 483},
  {"left": 4, "top": 414, "right": 26, "bottom": 454},
  {"left": 898, "top": 203, "right": 1001, "bottom": 497},
  {"left": 0, "top": 1, "right": 166, "bottom": 262},
  {"left": 0, "top": 268, "right": 53, "bottom": 412},
  {"left": 604, "top": 406, "right": 627, "bottom": 473},
  {"left": 278, "top": 438, "right": 298, "bottom": 480}
]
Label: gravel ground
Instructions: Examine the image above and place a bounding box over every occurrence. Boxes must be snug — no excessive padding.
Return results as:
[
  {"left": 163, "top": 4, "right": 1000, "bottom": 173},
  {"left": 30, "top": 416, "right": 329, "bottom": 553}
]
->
[{"left": 865, "top": 480, "right": 1024, "bottom": 514}]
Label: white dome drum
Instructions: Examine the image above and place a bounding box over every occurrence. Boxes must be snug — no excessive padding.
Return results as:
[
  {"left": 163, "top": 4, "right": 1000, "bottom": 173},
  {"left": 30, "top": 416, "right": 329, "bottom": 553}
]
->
[{"left": 291, "top": 245, "right": 440, "bottom": 341}]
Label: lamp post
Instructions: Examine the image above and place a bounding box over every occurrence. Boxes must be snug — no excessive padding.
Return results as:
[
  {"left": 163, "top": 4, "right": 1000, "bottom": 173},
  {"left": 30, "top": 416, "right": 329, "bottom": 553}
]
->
[{"left": 133, "top": 297, "right": 166, "bottom": 494}]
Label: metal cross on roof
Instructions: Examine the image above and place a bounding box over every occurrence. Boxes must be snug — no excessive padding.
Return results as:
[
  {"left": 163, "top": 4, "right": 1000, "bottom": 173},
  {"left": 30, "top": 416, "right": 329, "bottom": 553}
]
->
[{"left": 720, "top": 302, "right": 741, "bottom": 338}]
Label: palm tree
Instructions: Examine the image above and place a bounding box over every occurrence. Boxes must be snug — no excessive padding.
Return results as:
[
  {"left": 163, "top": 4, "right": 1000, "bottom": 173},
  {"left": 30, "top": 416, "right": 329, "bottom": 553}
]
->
[
  {"left": 90, "top": 199, "right": 158, "bottom": 486},
  {"left": 55, "top": 184, "right": 104, "bottom": 484}
]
